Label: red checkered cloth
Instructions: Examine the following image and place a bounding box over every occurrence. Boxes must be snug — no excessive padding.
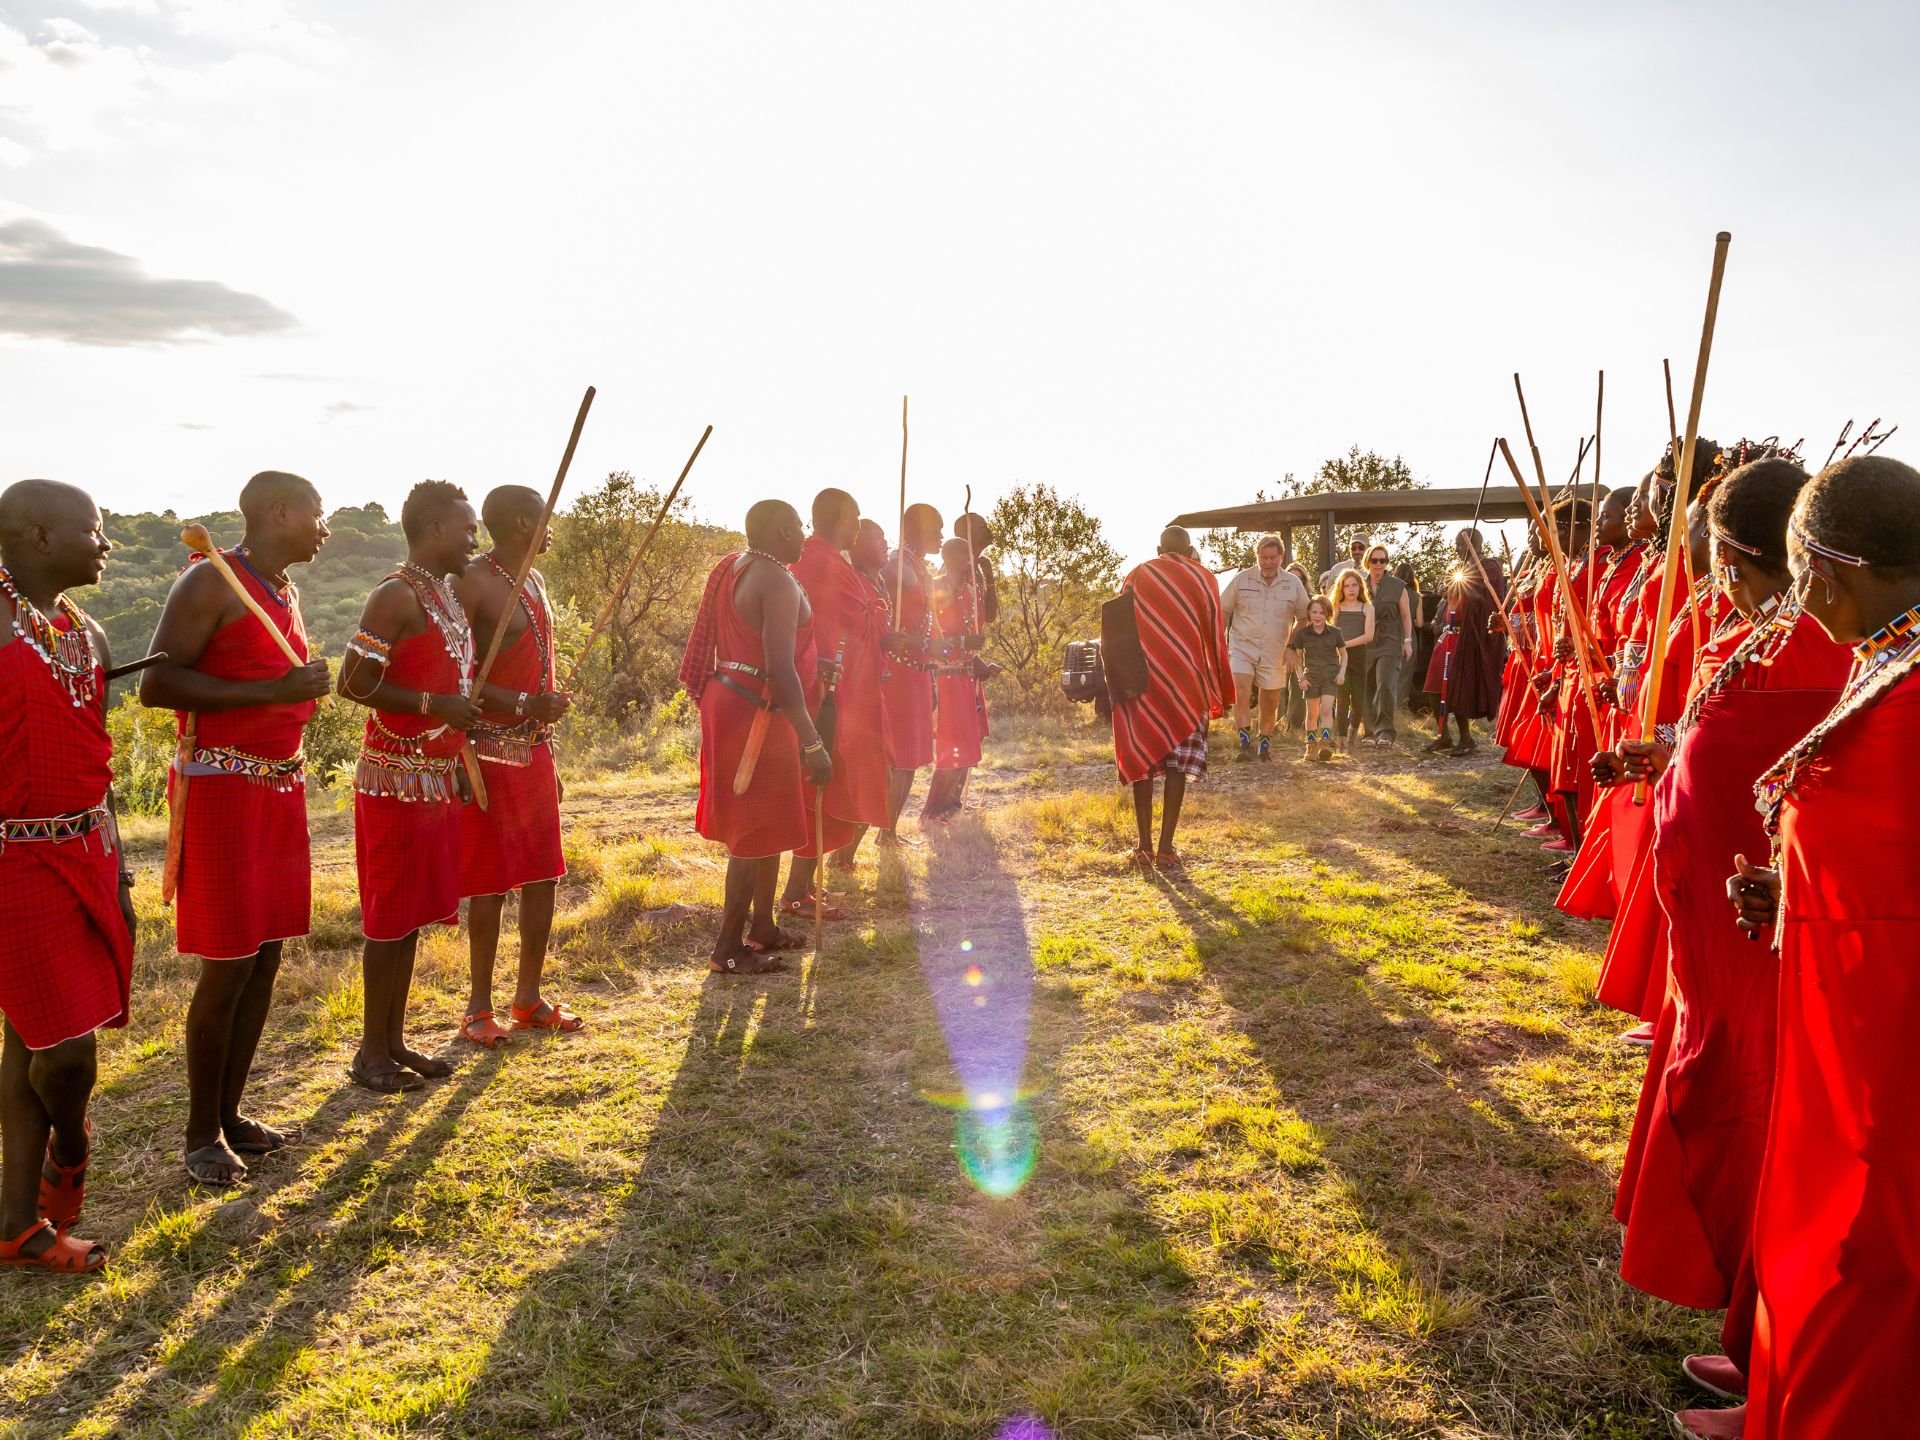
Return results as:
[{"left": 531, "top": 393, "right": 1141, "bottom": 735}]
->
[
  {"left": 0, "top": 613, "right": 132, "bottom": 1050},
  {"left": 677, "top": 557, "right": 733, "bottom": 702},
  {"left": 173, "top": 554, "right": 314, "bottom": 960},
  {"left": 1141, "top": 727, "right": 1209, "bottom": 780},
  {"left": 1112, "top": 553, "right": 1234, "bottom": 786},
  {"left": 694, "top": 556, "right": 818, "bottom": 859},
  {"left": 354, "top": 625, "right": 466, "bottom": 942}
]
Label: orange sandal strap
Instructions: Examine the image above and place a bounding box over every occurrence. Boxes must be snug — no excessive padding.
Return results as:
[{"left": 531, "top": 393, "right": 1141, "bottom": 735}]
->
[
  {"left": 460, "top": 1011, "right": 514, "bottom": 1049},
  {"left": 0, "top": 1220, "right": 106, "bottom": 1273},
  {"left": 510, "top": 1001, "right": 584, "bottom": 1033}
]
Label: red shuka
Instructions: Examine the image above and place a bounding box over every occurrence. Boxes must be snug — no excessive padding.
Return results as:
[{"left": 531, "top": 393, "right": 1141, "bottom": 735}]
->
[
  {"left": 353, "top": 604, "right": 471, "bottom": 943},
  {"left": 1112, "top": 553, "right": 1233, "bottom": 785},
  {"left": 932, "top": 573, "right": 986, "bottom": 772},
  {"left": 1497, "top": 567, "right": 1558, "bottom": 769},
  {"left": 881, "top": 551, "right": 935, "bottom": 770},
  {"left": 172, "top": 554, "right": 317, "bottom": 961},
  {"left": 0, "top": 609, "right": 131, "bottom": 1050},
  {"left": 1747, "top": 658, "right": 1920, "bottom": 1439},
  {"left": 790, "top": 536, "right": 891, "bottom": 858},
  {"left": 689, "top": 554, "right": 818, "bottom": 860},
  {"left": 459, "top": 570, "right": 565, "bottom": 898},
  {"left": 1614, "top": 610, "right": 1849, "bottom": 1368}
]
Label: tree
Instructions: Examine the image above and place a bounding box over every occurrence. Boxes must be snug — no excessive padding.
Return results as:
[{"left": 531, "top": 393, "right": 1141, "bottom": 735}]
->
[
  {"left": 544, "top": 471, "right": 740, "bottom": 715},
  {"left": 1198, "top": 486, "right": 1281, "bottom": 573},
  {"left": 985, "top": 483, "right": 1122, "bottom": 709}
]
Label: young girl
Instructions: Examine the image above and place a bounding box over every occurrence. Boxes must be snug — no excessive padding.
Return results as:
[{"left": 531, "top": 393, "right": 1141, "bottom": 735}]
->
[
  {"left": 1330, "top": 569, "right": 1376, "bottom": 752},
  {"left": 1289, "top": 596, "right": 1346, "bottom": 761}
]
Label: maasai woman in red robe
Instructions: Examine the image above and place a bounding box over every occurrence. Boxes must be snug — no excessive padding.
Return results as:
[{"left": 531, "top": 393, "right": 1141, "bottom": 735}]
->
[
  {"left": 782, "top": 491, "right": 892, "bottom": 917},
  {"left": 1728, "top": 455, "right": 1920, "bottom": 1440},
  {"left": 0, "top": 479, "right": 127, "bottom": 1274},
  {"left": 1605, "top": 458, "right": 1849, "bottom": 1439},
  {"left": 683, "top": 500, "right": 828, "bottom": 973}
]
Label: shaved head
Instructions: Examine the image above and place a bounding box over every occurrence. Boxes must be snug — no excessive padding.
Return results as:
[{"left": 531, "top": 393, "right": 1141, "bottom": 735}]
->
[
  {"left": 0, "top": 478, "right": 110, "bottom": 592},
  {"left": 239, "top": 470, "right": 318, "bottom": 522},
  {"left": 482, "top": 484, "right": 545, "bottom": 539},
  {"left": 1158, "top": 525, "right": 1194, "bottom": 557},
  {"left": 745, "top": 498, "right": 806, "bottom": 564},
  {"left": 0, "top": 479, "right": 94, "bottom": 546}
]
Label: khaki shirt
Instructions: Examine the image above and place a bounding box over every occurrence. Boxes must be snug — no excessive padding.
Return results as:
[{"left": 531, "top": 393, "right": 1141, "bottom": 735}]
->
[{"left": 1222, "top": 566, "right": 1312, "bottom": 658}]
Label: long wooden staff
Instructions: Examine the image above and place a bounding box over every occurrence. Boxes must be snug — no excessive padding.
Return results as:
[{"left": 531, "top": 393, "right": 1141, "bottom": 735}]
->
[
  {"left": 1515, "top": 376, "right": 1611, "bottom": 683},
  {"left": 1498, "top": 440, "right": 1602, "bottom": 734},
  {"left": 1635, "top": 232, "right": 1731, "bottom": 804},
  {"left": 466, "top": 384, "right": 596, "bottom": 811},
  {"left": 1469, "top": 437, "right": 1500, "bottom": 532},
  {"left": 1588, "top": 371, "right": 1604, "bottom": 616},
  {"left": 167, "top": 525, "right": 318, "bottom": 901},
  {"left": 1662, "top": 357, "right": 1702, "bottom": 654},
  {"left": 893, "top": 394, "right": 909, "bottom": 626},
  {"left": 563, "top": 423, "right": 711, "bottom": 690}
]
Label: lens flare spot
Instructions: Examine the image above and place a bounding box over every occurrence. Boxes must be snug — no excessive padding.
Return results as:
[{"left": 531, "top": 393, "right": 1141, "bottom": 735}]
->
[
  {"left": 964, "top": 964, "right": 984, "bottom": 986},
  {"left": 960, "top": 938, "right": 974, "bottom": 952},
  {"left": 957, "top": 1100, "right": 1038, "bottom": 1197},
  {"left": 996, "top": 1414, "right": 1052, "bottom": 1440}
]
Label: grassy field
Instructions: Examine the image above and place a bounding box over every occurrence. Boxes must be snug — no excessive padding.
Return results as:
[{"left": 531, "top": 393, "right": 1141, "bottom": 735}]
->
[{"left": 0, "top": 719, "right": 1708, "bottom": 1439}]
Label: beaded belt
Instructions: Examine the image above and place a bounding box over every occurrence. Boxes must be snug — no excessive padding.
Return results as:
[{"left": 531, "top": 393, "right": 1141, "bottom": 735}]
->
[
  {"left": 0, "top": 803, "right": 112, "bottom": 857},
  {"left": 471, "top": 717, "right": 554, "bottom": 768},
  {"left": 185, "top": 744, "right": 306, "bottom": 789},
  {"left": 354, "top": 745, "right": 462, "bottom": 801}
]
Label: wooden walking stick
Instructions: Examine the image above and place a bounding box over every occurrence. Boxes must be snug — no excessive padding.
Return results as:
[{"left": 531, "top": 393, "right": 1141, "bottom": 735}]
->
[
  {"left": 168, "top": 525, "right": 322, "bottom": 902},
  {"left": 1588, "top": 371, "right": 1604, "bottom": 616},
  {"left": 1663, "top": 357, "right": 1703, "bottom": 655},
  {"left": 893, "top": 394, "right": 910, "bottom": 627},
  {"left": 463, "top": 385, "right": 595, "bottom": 811},
  {"left": 1515, "top": 376, "right": 1612, "bottom": 685},
  {"left": 564, "top": 423, "right": 711, "bottom": 689},
  {"left": 1635, "top": 231, "right": 1732, "bottom": 806},
  {"left": 1498, "top": 439, "right": 1603, "bottom": 735}
]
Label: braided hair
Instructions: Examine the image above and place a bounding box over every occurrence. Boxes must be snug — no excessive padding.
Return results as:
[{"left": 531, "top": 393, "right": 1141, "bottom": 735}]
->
[{"left": 1706, "top": 457, "right": 1811, "bottom": 577}]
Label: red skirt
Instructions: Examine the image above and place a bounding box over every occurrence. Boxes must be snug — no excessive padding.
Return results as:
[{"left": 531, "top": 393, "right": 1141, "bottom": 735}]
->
[
  {"left": 882, "top": 669, "right": 934, "bottom": 770},
  {"left": 697, "top": 682, "right": 807, "bottom": 860},
  {"left": 459, "top": 744, "right": 565, "bottom": 897},
  {"left": 355, "top": 792, "right": 462, "bottom": 941},
  {"left": 0, "top": 831, "right": 131, "bottom": 1050},
  {"left": 173, "top": 772, "right": 312, "bottom": 960},
  {"left": 934, "top": 672, "right": 983, "bottom": 769},
  {"left": 1595, "top": 813, "right": 1667, "bottom": 1022}
]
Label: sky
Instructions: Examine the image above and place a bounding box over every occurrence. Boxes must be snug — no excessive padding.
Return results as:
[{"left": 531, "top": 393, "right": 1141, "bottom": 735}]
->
[{"left": 3, "top": 0, "right": 1916, "bottom": 567}]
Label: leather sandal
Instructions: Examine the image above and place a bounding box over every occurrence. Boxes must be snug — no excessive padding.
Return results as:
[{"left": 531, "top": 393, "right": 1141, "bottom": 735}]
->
[
  {"left": 0, "top": 1220, "right": 106, "bottom": 1274},
  {"left": 39, "top": 1120, "right": 91, "bottom": 1232},
  {"left": 710, "top": 950, "right": 786, "bottom": 975},
  {"left": 781, "top": 896, "right": 845, "bottom": 921},
  {"left": 510, "top": 1000, "right": 584, "bottom": 1033},
  {"left": 184, "top": 1142, "right": 248, "bottom": 1188},
  {"left": 347, "top": 1056, "right": 425, "bottom": 1094}
]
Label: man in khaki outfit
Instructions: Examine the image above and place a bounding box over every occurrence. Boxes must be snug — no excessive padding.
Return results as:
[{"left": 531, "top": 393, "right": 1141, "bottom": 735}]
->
[{"left": 1221, "top": 534, "right": 1312, "bottom": 761}]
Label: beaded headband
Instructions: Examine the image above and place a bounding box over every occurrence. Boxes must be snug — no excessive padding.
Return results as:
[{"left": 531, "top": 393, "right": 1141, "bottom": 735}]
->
[
  {"left": 1788, "top": 514, "right": 1871, "bottom": 568},
  {"left": 1708, "top": 525, "right": 1763, "bottom": 557}
]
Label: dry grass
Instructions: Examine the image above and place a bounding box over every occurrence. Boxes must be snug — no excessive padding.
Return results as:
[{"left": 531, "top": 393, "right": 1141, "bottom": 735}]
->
[{"left": 0, "top": 718, "right": 1704, "bottom": 1438}]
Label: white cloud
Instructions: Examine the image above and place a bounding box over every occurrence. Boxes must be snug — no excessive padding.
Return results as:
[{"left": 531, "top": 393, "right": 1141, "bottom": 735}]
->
[
  {"left": 0, "top": 138, "right": 29, "bottom": 167},
  {"left": 0, "top": 217, "right": 297, "bottom": 345}
]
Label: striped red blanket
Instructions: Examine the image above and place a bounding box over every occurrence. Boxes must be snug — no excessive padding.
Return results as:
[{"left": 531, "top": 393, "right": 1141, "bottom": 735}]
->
[{"left": 1111, "top": 553, "right": 1233, "bottom": 785}]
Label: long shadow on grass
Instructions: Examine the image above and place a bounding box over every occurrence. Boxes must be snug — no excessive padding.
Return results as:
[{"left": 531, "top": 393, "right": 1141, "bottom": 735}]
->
[
  {"left": 440, "top": 817, "right": 1212, "bottom": 1439},
  {"left": 1146, "top": 836, "right": 1703, "bottom": 1436}
]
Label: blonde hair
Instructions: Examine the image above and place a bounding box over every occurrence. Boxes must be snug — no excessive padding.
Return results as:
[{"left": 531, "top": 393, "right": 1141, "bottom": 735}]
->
[{"left": 1329, "top": 569, "right": 1370, "bottom": 607}]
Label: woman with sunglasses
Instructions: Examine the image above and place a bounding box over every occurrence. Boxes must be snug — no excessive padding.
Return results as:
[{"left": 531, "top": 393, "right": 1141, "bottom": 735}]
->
[{"left": 1724, "top": 454, "right": 1920, "bottom": 1440}]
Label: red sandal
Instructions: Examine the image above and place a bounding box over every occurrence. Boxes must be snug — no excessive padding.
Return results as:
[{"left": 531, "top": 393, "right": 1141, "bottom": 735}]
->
[
  {"left": 460, "top": 1011, "right": 514, "bottom": 1049},
  {"left": 39, "top": 1121, "right": 91, "bottom": 1233},
  {"left": 0, "top": 1220, "right": 106, "bottom": 1274},
  {"left": 510, "top": 1000, "right": 584, "bottom": 1033}
]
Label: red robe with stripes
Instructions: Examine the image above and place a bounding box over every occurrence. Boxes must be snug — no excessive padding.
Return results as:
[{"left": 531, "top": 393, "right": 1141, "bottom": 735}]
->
[
  {"left": 171, "top": 553, "right": 316, "bottom": 960},
  {"left": 0, "top": 605, "right": 131, "bottom": 1049},
  {"left": 1111, "top": 553, "right": 1233, "bottom": 785}
]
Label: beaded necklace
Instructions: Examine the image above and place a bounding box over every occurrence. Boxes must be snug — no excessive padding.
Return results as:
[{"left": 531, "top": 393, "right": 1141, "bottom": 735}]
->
[
  {"left": 894, "top": 550, "right": 938, "bottom": 671},
  {"left": 0, "top": 563, "right": 98, "bottom": 708},
  {"left": 1678, "top": 590, "right": 1793, "bottom": 738},
  {"left": 231, "top": 546, "right": 294, "bottom": 611},
  {"left": 481, "top": 552, "right": 551, "bottom": 687},
  {"left": 1754, "top": 602, "right": 1920, "bottom": 842},
  {"left": 394, "top": 562, "right": 474, "bottom": 696}
]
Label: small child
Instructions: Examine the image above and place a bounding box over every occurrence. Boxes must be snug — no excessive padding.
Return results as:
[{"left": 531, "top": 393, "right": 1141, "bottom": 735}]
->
[{"left": 1288, "top": 597, "right": 1345, "bottom": 762}]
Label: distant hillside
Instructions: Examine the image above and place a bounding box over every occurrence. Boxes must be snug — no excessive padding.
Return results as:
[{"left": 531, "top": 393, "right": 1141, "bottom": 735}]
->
[{"left": 77, "top": 503, "right": 406, "bottom": 681}]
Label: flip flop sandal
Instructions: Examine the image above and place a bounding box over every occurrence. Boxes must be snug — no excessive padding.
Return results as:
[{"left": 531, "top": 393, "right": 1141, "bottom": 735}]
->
[
  {"left": 396, "top": 1049, "right": 455, "bottom": 1079},
  {"left": 39, "top": 1120, "right": 91, "bottom": 1232},
  {"left": 0, "top": 1220, "right": 106, "bottom": 1274},
  {"left": 744, "top": 926, "right": 806, "bottom": 953},
  {"left": 226, "top": 1117, "right": 302, "bottom": 1156},
  {"left": 510, "top": 1001, "right": 585, "bottom": 1034},
  {"left": 460, "top": 1010, "right": 515, "bottom": 1049},
  {"left": 1154, "top": 850, "right": 1186, "bottom": 872},
  {"left": 709, "top": 951, "right": 787, "bottom": 975},
  {"left": 781, "top": 897, "right": 846, "bottom": 921},
  {"left": 347, "top": 1057, "right": 425, "bottom": 1095},
  {"left": 184, "top": 1143, "right": 248, "bottom": 1188},
  {"left": 1127, "top": 848, "right": 1155, "bottom": 871}
]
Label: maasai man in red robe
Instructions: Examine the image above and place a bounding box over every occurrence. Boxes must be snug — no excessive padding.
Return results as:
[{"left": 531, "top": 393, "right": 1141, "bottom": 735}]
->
[
  {"left": 681, "top": 500, "right": 831, "bottom": 974},
  {"left": 1535, "top": 499, "right": 1596, "bottom": 854},
  {"left": 780, "top": 489, "right": 892, "bottom": 918},
  {"left": 336, "top": 481, "right": 483, "bottom": 1094},
  {"left": 1602, "top": 458, "right": 1849, "bottom": 1440},
  {"left": 454, "top": 486, "right": 576, "bottom": 1049},
  {"left": 1112, "top": 527, "right": 1233, "bottom": 870},
  {"left": 0, "top": 480, "right": 128, "bottom": 1275},
  {"left": 826, "top": 518, "right": 898, "bottom": 876},
  {"left": 879, "top": 503, "right": 941, "bottom": 842},
  {"left": 925, "top": 536, "right": 1001, "bottom": 823},
  {"left": 1725, "top": 455, "right": 1920, "bottom": 1440},
  {"left": 1424, "top": 527, "right": 1505, "bottom": 756},
  {"left": 140, "top": 471, "right": 332, "bottom": 1187}
]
